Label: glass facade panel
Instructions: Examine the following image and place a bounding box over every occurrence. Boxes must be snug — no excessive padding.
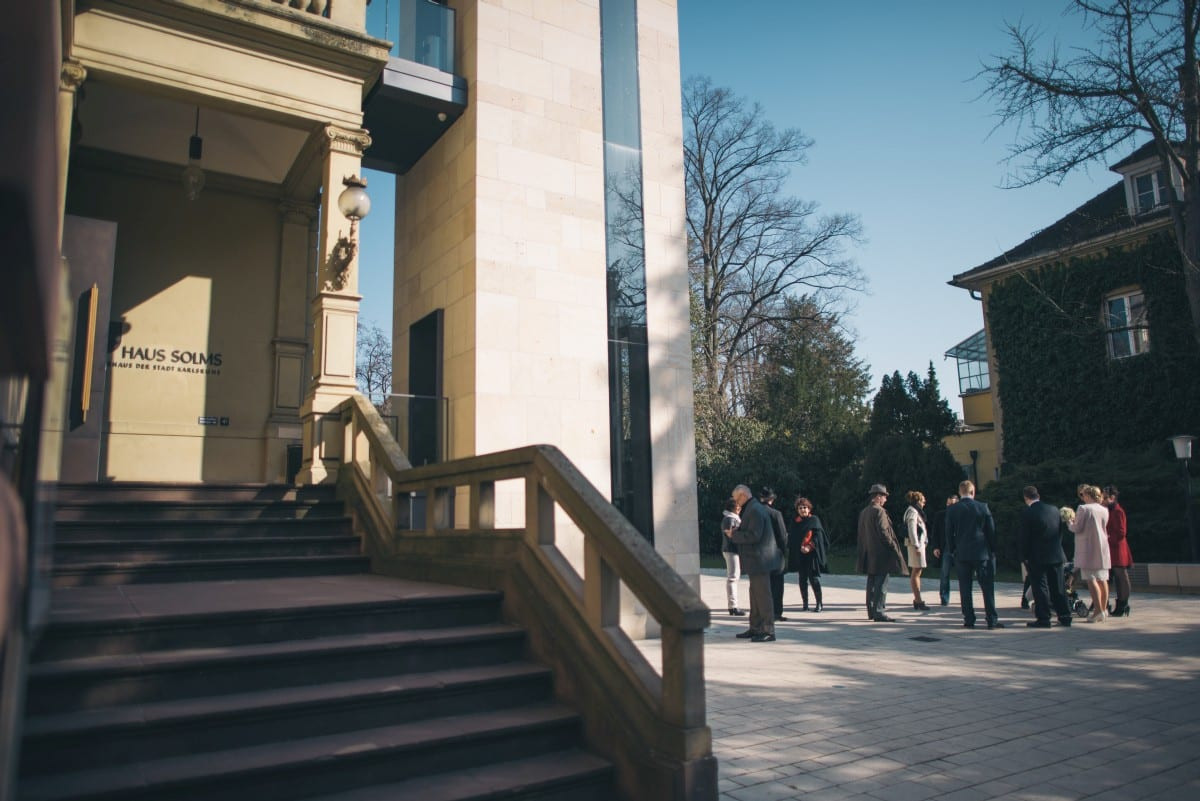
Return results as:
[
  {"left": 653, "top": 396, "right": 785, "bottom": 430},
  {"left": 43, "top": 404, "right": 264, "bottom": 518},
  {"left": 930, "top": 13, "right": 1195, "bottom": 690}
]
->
[{"left": 600, "top": 0, "right": 653, "bottom": 541}]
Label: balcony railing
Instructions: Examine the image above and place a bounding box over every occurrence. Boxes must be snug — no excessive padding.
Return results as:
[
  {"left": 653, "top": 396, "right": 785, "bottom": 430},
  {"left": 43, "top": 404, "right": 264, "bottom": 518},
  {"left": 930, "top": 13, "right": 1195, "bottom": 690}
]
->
[{"left": 366, "top": 0, "right": 455, "bottom": 72}]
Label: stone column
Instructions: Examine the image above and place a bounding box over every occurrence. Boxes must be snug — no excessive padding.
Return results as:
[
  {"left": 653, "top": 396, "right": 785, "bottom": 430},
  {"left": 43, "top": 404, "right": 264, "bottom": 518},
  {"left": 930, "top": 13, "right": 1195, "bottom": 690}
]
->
[
  {"left": 264, "top": 200, "right": 318, "bottom": 482},
  {"left": 58, "top": 60, "right": 87, "bottom": 244},
  {"left": 297, "top": 125, "right": 371, "bottom": 485}
]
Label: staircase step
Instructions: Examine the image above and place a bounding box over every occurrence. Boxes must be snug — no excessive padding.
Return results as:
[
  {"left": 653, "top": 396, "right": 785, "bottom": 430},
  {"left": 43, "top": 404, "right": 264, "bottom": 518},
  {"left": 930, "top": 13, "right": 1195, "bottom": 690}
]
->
[
  {"left": 17, "top": 705, "right": 585, "bottom": 801},
  {"left": 35, "top": 586, "right": 505, "bottom": 660},
  {"left": 53, "top": 535, "right": 361, "bottom": 564},
  {"left": 54, "top": 517, "right": 353, "bottom": 541},
  {"left": 27, "top": 623, "right": 527, "bottom": 714},
  {"left": 20, "top": 663, "right": 554, "bottom": 774},
  {"left": 51, "top": 554, "right": 370, "bottom": 587},
  {"left": 304, "top": 751, "right": 614, "bottom": 801},
  {"left": 54, "top": 483, "right": 337, "bottom": 505},
  {"left": 55, "top": 499, "right": 345, "bottom": 522}
]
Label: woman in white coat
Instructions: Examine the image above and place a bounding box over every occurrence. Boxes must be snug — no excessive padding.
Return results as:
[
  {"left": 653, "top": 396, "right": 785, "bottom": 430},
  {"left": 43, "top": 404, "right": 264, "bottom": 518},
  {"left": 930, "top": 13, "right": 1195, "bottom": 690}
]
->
[
  {"left": 903, "top": 491, "right": 930, "bottom": 610},
  {"left": 1069, "top": 484, "right": 1111, "bottom": 623}
]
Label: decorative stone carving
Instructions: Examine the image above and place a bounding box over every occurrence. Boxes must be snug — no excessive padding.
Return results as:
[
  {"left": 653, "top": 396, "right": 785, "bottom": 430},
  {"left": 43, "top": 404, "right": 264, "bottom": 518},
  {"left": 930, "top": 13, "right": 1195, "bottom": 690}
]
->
[
  {"left": 324, "top": 125, "right": 372, "bottom": 157},
  {"left": 60, "top": 60, "right": 87, "bottom": 92}
]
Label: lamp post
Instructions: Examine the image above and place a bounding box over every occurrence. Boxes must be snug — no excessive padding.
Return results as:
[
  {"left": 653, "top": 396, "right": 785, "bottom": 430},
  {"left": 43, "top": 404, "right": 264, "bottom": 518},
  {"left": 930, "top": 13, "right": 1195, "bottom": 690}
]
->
[{"left": 1169, "top": 435, "right": 1197, "bottom": 561}]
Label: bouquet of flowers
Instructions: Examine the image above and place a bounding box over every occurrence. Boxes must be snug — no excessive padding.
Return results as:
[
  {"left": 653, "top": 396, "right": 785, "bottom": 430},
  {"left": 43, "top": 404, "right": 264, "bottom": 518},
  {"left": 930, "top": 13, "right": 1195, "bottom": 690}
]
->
[{"left": 1059, "top": 506, "right": 1076, "bottom": 524}]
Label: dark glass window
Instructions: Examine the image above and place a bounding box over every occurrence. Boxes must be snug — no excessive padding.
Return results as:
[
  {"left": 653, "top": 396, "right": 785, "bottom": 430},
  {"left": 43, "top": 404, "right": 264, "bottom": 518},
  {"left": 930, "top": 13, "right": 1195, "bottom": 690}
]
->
[{"left": 600, "top": 0, "right": 653, "bottom": 541}]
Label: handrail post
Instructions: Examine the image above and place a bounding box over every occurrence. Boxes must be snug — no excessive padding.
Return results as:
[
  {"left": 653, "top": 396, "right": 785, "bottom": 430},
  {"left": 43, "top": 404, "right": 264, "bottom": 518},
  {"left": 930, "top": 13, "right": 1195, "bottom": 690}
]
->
[
  {"left": 584, "top": 539, "right": 619, "bottom": 628},
  {"left": 470, "top": 481, "right": 495, "bottom": 529},
  {"left": 661, "top": 626, "right": 706, "bottom": 732},
  {"left": 432, "top": 486, "right": 453, "bottom": 529},
  {"left": 525, "top": 470, "right": 555, "bottom": 545}
]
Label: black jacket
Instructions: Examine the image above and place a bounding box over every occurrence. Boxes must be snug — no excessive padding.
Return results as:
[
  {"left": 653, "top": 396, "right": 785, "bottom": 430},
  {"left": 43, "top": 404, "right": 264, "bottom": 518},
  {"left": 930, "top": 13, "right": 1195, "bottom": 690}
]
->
[{"left": 1019, "top": 500, "right": 1067, "bottom": 565}]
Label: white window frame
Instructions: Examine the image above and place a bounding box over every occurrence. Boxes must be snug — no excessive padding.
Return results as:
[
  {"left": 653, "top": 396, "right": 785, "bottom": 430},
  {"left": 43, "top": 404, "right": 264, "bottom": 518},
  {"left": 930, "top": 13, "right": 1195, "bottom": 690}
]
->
[
  {"left": 1104, "top": 287, "right": 1150, "bottom": 360},
  {"left": 1131, "top": 169, "right": 1171, "bottom": 214}
]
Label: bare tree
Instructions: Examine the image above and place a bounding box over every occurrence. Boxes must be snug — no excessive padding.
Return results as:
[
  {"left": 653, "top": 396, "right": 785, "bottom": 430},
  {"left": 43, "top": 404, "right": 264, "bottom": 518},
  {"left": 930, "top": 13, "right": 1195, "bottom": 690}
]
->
[
  {"left": 980, "top": 0, "right": 1200, "bottom": 344},
  {"left": 685, "top": 76, "right": 865, "bottom": 446},
  {"left": 356, "top": 320, "right": 392, "bottom": 410}
]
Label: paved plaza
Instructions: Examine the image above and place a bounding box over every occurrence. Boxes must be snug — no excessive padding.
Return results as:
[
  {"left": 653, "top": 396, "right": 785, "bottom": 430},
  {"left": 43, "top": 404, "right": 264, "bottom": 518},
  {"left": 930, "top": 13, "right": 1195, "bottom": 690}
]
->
[{"left": 646, "top": 571, "right": 1200, "bottom": 801}]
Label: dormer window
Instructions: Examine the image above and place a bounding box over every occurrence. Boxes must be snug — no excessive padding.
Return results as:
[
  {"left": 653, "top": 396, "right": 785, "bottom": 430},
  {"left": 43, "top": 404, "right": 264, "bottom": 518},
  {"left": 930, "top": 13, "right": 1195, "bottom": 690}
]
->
[{"left": 1133, "top": 169, "right": 1170, "bottom": 214}]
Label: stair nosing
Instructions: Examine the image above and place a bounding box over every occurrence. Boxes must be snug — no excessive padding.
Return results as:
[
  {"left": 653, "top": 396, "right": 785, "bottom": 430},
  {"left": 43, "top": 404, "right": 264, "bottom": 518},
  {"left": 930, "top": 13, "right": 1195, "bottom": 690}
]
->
[
  {"left": 52, "top": 554, "right": 369, "bottom": 573},
  {"left": 301, "top": 750, "right": 613, "bottom": 801},
  {"left": 22, "top": 662, "right": 553, "bottom": 740},
  {"left": 29, "top": 622, "right": 525, "bottom": 679},
  {"left": 41, "top": 588, "right": 503, "bottom": 633},
  {"left": 18, "top": 705, "right": 581, "bottom": 801}
]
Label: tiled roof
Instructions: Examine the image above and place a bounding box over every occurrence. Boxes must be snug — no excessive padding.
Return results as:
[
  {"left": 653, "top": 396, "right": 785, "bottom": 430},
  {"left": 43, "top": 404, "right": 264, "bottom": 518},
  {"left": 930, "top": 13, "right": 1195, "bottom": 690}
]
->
[{"left": 951, "top": 180, "right": 1169, "bottom": 285}]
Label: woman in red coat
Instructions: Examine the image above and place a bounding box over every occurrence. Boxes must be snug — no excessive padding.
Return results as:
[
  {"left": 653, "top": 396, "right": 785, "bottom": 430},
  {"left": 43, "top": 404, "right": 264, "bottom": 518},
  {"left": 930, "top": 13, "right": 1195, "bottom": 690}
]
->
[{"left": 1104, "top": 485, "right": 1134, "bottom": 616}]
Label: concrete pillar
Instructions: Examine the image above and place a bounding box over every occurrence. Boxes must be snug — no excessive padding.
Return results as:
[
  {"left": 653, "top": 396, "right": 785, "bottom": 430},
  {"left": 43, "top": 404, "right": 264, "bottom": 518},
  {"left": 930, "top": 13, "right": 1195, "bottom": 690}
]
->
[{"left": 297, "top": 125, "right": 371, "bottom": 485}]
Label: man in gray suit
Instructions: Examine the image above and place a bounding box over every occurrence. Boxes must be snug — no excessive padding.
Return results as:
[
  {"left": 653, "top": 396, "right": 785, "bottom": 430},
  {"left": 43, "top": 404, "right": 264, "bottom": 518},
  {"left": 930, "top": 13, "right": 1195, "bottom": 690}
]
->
[
  {"left": 730, "top": 484, "right": 782, "bottom": 642},
  {"left": 946, "top": 479, "right": 1004, "bottom": 629}
]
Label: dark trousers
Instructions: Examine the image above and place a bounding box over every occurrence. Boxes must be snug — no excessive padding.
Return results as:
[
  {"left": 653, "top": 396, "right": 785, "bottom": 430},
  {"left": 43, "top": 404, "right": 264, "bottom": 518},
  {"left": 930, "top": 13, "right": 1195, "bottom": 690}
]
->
[
  {"left": 1029, "top": 561, "right": 1071, "bottom": 623},
  {"left": 956, "top": 557, "right": 998, "bottom": 626},
  {"left": 748, "top": 573, "right": 775, "bottom": 636},
  {"left": 770, "top": 570, "right": 785, "bottom": 618},
  {"left": 865, "top": 573, "right": 888, "bottom": 619},
  {"left": 939, "top": 549, "right": 955, "bottom": 605},
  {"left": 797, "top": 556, "right": 822, "bottom": 608}
]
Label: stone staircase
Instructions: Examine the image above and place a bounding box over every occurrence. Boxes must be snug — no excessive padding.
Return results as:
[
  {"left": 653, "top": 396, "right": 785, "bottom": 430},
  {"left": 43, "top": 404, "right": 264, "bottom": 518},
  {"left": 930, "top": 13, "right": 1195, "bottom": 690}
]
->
[{"left": 17, "top": 483, "right": 615, "bottom": 801}]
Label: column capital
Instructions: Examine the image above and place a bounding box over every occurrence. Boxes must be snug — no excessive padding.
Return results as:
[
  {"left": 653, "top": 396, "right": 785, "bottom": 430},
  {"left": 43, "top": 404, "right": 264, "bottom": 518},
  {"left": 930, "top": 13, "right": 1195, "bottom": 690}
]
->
[
  {"left": 323, "top": 125, "right": 372, "bottom": 157},
  {"left": 279, "top": 200, "right": 318, "bottom": 225},
  {"left": 60, "top": 60, "right": 87, "bottom": 92}
]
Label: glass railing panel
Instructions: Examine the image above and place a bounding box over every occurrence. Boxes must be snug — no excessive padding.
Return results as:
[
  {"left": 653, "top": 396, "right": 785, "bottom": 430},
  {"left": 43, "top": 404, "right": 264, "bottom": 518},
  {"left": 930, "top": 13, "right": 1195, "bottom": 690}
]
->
[{"left": 365, "top": 0, "right": 456, "bottom": 72}]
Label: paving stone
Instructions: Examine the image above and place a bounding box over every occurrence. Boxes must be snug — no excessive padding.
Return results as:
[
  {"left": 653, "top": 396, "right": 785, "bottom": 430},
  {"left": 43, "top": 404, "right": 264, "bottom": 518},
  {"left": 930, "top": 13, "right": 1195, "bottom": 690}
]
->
[{"left": 658, "top": 573, "right": 1200, "bottom": 801}]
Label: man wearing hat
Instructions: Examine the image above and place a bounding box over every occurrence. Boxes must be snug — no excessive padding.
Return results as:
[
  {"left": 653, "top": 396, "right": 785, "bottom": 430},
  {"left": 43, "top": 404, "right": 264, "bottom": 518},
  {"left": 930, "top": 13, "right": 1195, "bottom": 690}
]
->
[{"left": 856, "top": 484, "right": 908, "bottom": 622}]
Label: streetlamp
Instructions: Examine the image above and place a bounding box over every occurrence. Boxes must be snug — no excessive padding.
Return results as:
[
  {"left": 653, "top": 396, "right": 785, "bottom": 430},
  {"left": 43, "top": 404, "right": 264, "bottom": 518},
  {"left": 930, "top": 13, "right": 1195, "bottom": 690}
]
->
[
  {"left": 1169, "top": 434, "right": 1197, "bottom": 561},
  {"left": 324, "top": 175, "right": 371, "bottom": 291}
]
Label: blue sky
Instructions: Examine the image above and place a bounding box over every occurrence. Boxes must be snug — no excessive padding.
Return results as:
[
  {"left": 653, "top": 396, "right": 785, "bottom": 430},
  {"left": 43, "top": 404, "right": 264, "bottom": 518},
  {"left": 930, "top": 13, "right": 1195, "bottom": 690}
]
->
[{"left": 358, "top": 1, "right": 1124, "bottom": 414}]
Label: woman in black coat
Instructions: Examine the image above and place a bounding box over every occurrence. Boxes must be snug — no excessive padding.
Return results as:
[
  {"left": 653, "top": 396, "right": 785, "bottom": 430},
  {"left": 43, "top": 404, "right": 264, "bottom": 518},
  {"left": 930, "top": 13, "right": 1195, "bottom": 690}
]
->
[{"left": 787, "top": 496, "right": 829, "bottom": 611}]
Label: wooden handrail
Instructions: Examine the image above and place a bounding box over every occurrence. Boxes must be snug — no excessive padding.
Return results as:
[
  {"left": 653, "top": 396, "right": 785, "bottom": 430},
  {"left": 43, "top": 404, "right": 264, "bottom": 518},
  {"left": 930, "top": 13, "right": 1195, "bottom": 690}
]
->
[{"left": 332, "top": 393, "right": 715, "bottom": 797}]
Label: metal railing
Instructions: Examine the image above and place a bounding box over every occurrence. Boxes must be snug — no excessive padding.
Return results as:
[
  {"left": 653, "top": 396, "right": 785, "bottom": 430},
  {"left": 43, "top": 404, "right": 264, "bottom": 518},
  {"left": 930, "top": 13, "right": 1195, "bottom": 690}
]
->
[{"left": 332, "top": 392, "right": 715, "bottom": 800}]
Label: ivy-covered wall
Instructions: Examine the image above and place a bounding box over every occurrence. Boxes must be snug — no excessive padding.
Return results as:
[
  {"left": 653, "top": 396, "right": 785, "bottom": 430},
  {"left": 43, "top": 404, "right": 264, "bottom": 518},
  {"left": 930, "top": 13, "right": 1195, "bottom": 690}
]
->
[
  {"left": 983, "top": 232, "right": 1200, "bottom": 563},
  {"left": 987, "top": 232, "right": 1200, "bottom": 465}
]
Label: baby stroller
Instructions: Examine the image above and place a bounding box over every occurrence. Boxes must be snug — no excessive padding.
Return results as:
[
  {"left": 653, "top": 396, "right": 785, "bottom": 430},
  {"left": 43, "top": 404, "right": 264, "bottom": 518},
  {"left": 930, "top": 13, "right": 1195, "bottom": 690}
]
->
[{"left": 1024, "top": 561, "right": 1090, "bottom": 618}]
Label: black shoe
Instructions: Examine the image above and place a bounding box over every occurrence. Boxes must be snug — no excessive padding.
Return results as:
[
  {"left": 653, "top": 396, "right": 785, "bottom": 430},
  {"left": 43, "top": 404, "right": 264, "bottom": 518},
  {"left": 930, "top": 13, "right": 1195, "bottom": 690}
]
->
[
  {"left": 729, "top": 607, "right": 746, "bottom": 617},
  {"left": 1020, "top": 598, "right": 1030, "bottom": 610},
  {"left": 775, "top": 616, "right": 789, "bottom": 622},
  {"left": 963, "top": 622, "right": 975, "bottom": 628},
  {"left": 815, "top": 601, "right": 823, "bottom": 612},
  {"left": 750, "top": 633, "right": 776, "bottom": 642},
  {"left": 1057, "top": 619, "right": 1072, "bottom": 627},
  {"left": 940, "top": 599, "right": 949, "bottom": 606},
  {"left": 913, "top": 600, "right": 930, "bottom": 610},
  {"left": 1026, "top": 620, "right": 1052, "bottom": 628},
  {"left": 872, "top": 614, "right": 897, "bottom": 623},
  {"left": 735, "top": 630, "right": 755, "bottom": 639},
  {"left": 801, "top": 603, "right": 809, "bottom": 611},
  {"left": 987, "top": 621, "right": 1005, "bottom": 629}
]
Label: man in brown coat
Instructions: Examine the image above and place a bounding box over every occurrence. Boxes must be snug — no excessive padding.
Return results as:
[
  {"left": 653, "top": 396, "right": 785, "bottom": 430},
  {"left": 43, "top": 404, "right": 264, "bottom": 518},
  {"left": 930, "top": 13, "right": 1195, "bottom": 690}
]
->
[{"left": 856, "top": 484, "right": 908, "bottom": 622}]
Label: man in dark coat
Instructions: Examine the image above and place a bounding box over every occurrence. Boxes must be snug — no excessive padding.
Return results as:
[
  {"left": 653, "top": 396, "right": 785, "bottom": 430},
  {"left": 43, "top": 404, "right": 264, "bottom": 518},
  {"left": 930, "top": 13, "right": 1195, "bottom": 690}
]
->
[
  {"left": 1019, "top": 485, "right": 1072, "bottom": 628},
  {"left": 929, "top": 494, "right": 958, "bottom": 606},
  {"left": 760, "top": 487, "right": 790, "bottom": 622},
  {"left": 945, "top": 479, "right": 1003, "bottom": 629},
  {"left": 730, "top": 484, "right": 782, "bottom": 642},
  {"left": 856, "top": 484, "right": 908, "bottom": 622}
]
